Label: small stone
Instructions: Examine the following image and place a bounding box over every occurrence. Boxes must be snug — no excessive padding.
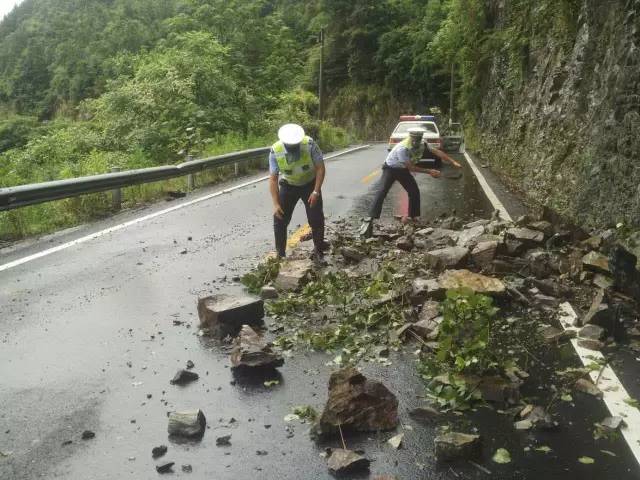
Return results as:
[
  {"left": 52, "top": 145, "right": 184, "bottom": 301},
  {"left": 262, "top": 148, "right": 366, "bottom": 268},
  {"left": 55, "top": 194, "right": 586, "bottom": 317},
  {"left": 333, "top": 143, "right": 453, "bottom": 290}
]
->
[
  {"left": 182, "top": 464, "right": 193, "bottom": 473},
  {"left": 387, "top": 433, "right": 404, "bottom": 449},
  {"left": 81, "top": 430, "right": 95, "bottom": 440},
  {"left": 396, "top": 236, "right": 414, "bottom": 251},
  {"left": 409, "top": 406, "right": 440, "bottom": 420},
  {"left": 411, "top": 277, "right": 443, "bottom": 301},
  {"left": 186, "top": 360, "right": 195, "bottom": 370},
  {"left": 534, "top": 294, "right": 558, "bottom": 306},
  {"left": 582, "top": 251, "right": 610, "bottom": 274},
  {"left": 216, "top": 435, "right": 232, "bottom": 446},
  {"left": 471, "top": 241, "right": 499, "bottom": 268},
  {"left": 581, "top": 289, "right": 612, "bottom": 327},
  {"left": 168, "top": 409, "right": 206, "bottom": 438},
  {"left": 425, "top": 246, "right": 469, "bottom": 269},
  {"left": 579, "top": 324, "right": 605, "bottom": 341},
  {"left": 593, "top": 274, "right": 614, "bottom": 290},
  {"left": 540, "top": 324, "right": 573, "bottom": 344},
  {"left": 341, "top": 246, "right": 366, "bottom": 263},
  {"left": 156, "top": 462, "right": 175, "bottom": 474},
  {"left": 457, "top": 225, "right": 485, "bottom": 247},
  {"left": 327, "top": 449, "right": 370, "bottom": 474},
  {"left": 600, "top": 416, "right": 624, "bottom": 431},
  {"left": 170, "top": 369, "right": 199, "bottom": 385},
  {"left": 528, "top": 220, "right": 554, "bottom": 236},
  {"left": 581, "top": 236, "right": 603, "bottom": 250},
  {"left": 260, "top": 285, "right": 278, "bottom": 300},
  {"left": 434, "top": 432, "right": 481, "bottom": 462},
  {"left": 230, "top": 325, "right": 284, "bottom": 370},
  {"left": 506, "top": 227, "right": 544, "bottom": 246},
  {"left": 152, "top": 445, "right": 168, "bottom": 459},
  {"left": 514, "top": 420, "right": 533, "bottom": 430},
  {"left": 411, "top": 316, "right": 443, "bottom": 340},
  {"left": 274, "top": 259, "right": 313, "bottom": 291},
  {"left": 574, "top": 378, "right": 603, "bottom": 397}
]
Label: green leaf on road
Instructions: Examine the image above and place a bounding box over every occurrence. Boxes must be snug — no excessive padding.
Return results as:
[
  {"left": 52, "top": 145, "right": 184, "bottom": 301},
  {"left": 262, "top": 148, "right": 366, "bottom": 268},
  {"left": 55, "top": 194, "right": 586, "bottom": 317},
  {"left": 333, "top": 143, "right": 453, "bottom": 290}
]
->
[
  {"left": 578, "top": 456, "right": 595, "bottom": 464},
  {"left": 263, "top": 380, "right": 279, "bottom": 387},
  {"left": 623, "top": 397, "right": 640, "bottom": 409},
  {"left": 492, "top": 448, "right": 511, "bottom": 464}
]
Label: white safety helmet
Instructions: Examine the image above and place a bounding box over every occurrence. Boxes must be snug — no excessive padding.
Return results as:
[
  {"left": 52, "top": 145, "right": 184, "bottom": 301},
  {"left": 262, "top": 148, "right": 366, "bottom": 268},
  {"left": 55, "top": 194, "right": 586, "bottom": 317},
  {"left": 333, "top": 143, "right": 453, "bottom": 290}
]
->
[
  {"left": 408, "top": 127, "right": 427, "bottom": 138},
  {"left": 278, "top": 123, "right": 305, "bottom": 145}
]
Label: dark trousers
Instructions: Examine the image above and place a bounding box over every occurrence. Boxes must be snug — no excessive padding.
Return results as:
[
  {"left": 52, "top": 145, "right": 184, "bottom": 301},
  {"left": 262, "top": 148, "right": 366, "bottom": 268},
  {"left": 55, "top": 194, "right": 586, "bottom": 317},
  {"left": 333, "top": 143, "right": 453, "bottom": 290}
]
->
[
  {"left": 368, "top": 166, "right": 420, "bottom": 219},
  {"left": 274, "top": 180, "right": 324, "bottom": 257}
]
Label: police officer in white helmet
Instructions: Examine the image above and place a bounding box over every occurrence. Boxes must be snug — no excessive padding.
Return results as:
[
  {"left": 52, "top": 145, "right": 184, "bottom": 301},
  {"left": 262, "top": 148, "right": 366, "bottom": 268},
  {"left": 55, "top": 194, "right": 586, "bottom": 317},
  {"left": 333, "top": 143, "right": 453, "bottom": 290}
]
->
[
  {"left": 361, "top": 127, "right": 442, "bottom": 236},
  {"left": 269, "top": 123, "right": 326, "bottom": 259}
]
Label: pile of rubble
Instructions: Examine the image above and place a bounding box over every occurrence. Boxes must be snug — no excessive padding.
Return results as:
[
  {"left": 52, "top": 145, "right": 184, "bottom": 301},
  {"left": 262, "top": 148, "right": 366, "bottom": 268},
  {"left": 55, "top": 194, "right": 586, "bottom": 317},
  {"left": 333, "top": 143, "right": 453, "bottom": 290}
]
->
[
  {"left": 230, "top": 210, "right": 640, "bottom": 472},
  {"left": 154, "top": 210, "right": 640, "bottom": 475}
]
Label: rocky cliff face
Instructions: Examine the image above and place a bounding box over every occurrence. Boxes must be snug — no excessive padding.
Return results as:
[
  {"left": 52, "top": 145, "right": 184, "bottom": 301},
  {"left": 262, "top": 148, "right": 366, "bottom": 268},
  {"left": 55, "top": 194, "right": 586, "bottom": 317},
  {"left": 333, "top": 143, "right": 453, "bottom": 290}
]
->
[{"left": 474, "top": 0, "right": 640, "bottom": 229}]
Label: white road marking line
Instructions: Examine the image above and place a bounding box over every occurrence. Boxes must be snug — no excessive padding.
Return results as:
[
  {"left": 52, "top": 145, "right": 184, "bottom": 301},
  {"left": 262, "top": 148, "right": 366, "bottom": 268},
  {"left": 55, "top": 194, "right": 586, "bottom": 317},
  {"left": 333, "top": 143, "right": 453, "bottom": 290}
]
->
[
  {"left": 0, "top": 145, "right": 371, "bottom": 272},
  {"left": 463, "top": 151, "right": 512, "bottom": 222},
  {"left": 559, "top": 302, "right": 640, "bottom": 466}
]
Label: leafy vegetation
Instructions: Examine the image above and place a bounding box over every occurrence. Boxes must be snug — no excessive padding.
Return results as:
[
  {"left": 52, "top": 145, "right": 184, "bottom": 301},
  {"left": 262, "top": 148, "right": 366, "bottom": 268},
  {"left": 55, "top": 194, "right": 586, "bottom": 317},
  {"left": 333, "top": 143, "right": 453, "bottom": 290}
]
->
[
  {"left": 0, "top": 0, "right": 586, "bottom": 239},
  {"left": 241, "top": 257, "right": 281, "bottom": 295},
  {"left": 418, "top": 288, "right": 542, "bottom": 411},
  {"left": 268, "top": 266, "right": 408, "bottom": 364}
]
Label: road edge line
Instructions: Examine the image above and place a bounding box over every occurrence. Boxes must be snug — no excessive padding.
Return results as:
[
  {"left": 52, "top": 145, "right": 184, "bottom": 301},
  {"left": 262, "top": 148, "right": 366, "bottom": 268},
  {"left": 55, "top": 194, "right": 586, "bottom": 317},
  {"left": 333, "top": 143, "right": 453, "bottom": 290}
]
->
[
  {"left": 0, "top": 145, "right": 371, "bottom": 272},
  {"left": 559, "top": 302, "right": 640, "bottom": 467},
  {"left": 462, "top": 151, "right": 512, "bottom": 222}
]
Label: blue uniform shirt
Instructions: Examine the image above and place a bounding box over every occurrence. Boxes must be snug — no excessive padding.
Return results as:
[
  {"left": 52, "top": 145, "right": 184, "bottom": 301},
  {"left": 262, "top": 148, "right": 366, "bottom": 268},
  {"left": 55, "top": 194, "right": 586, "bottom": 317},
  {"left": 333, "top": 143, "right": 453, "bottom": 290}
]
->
[
  {"left": 385, "top": 141, "right": 430, "bottom": 168},
  {"left": 268, "top": 138, "right": 324, "bottom": 175}
]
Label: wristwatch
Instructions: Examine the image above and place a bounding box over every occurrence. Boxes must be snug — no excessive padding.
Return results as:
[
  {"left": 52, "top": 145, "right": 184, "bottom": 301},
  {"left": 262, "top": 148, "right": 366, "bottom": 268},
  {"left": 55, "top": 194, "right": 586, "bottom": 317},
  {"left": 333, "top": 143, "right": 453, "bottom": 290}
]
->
[{"left": 311, "top": 191, "right": 320, "bottom": 196}]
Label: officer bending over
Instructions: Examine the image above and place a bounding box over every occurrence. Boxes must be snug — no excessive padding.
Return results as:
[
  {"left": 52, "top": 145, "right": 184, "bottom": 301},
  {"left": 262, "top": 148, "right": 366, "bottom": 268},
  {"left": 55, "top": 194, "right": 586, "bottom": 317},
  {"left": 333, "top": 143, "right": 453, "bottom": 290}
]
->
[{"left": 269, "top": 123, "right": 326, "bottom": 259}]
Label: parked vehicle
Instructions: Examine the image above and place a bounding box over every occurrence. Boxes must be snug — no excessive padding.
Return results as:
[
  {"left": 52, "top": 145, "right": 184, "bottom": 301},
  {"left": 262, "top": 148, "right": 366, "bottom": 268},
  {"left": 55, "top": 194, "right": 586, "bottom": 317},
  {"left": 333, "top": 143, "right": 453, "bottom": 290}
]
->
[{"left": 387, "top": 115, "right": 442, "bottom": 152}]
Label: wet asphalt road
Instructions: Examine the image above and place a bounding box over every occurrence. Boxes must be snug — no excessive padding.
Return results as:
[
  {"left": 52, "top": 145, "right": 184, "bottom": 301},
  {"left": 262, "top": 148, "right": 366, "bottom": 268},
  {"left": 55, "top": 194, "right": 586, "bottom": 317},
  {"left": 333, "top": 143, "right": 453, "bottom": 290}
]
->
[{"left": 1, "top": 144, "right": 639, "bottom": 479}]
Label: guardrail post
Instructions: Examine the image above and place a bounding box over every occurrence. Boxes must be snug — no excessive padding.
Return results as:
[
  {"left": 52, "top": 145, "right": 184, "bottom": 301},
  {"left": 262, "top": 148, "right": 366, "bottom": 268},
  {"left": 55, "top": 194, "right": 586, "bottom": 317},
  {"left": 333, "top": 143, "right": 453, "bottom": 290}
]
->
[
  {"left": 186, "top": 155, "right": 195, "bottom": 191},
  {"left": 234, "top": 162, "right": 239, "bottom": 176},
  {"left": 110, "top": 166, "right": 122, "bottom": 211}
]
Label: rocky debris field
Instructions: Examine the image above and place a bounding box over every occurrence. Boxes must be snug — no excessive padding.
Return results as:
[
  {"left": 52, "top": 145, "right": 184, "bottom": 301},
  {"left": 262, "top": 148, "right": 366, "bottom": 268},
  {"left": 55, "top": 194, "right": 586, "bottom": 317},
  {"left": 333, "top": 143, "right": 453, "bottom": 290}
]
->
[
  {"left": 128, "top": 210, "right": 640, "bottom": 477},
  {"left": 234, "top": 211, "right": 640, "bottom": 476}
]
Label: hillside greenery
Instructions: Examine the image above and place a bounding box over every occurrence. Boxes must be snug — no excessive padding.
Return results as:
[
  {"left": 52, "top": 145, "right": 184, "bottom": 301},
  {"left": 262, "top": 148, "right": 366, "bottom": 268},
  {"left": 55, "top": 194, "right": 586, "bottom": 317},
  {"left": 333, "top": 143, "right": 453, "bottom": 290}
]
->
[{"left": 0, "top": 0, "right": 514, "bottom": 239}]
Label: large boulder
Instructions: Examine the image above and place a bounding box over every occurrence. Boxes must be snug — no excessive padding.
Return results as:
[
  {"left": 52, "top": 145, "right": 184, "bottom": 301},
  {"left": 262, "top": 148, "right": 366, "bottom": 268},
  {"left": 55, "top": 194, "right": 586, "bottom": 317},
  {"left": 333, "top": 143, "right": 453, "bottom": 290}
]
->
[
  {"left": 274, "top": 259, "right": 313, "bottom": 291},
  {"left": 230, "top": 325, "right": 284, "bottom": 370},
  {"left": 315, "top": 368, "right": 398, "bottom": 438},
  {"left": 197, "top": 294, "right": 264, "bottom": 338},
  {"left": 425, "top": 246, "right": 469, "bottom": 269}
]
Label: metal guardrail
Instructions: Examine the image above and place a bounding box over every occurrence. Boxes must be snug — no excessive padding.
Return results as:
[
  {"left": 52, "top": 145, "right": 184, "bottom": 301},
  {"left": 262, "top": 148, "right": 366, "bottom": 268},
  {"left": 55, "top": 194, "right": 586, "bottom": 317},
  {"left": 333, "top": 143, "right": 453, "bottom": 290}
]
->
[{"left": 0, "top": 147, "right": 270, "bottom": 211}]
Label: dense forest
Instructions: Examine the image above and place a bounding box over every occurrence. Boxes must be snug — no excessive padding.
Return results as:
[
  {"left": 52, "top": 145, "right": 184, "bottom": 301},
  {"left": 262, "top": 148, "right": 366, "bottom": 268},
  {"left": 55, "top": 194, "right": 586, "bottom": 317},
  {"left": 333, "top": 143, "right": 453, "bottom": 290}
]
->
[
  {"left": 4, "top": 0, "right": 625, "bottom": 237},
  {"left": 0, "top": 0, "right": 463, "bottom": 238}
]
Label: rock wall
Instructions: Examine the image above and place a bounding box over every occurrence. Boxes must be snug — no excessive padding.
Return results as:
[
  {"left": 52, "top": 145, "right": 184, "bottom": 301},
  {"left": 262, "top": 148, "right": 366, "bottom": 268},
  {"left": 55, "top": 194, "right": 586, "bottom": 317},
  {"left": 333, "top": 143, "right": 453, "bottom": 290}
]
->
[{"left": 473, "top": 0, "right": 640, "bottom": 229}]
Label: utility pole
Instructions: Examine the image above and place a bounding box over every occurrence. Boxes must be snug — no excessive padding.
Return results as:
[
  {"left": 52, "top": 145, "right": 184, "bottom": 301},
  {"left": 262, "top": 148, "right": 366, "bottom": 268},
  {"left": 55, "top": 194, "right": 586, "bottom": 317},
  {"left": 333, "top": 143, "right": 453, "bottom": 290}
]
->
[
  {"left": 318, "top": 27, "right": 324, "bottom": 121},
  {"left": 449, "top": 61, "right": 454, "bottom": 126}
]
